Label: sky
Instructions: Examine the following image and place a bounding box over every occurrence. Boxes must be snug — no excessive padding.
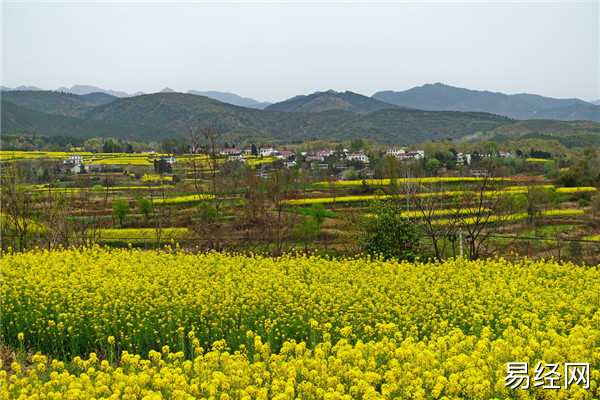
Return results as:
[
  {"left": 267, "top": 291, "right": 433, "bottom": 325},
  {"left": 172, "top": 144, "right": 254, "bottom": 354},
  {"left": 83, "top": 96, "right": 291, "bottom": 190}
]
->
[{"left": 2, "top": 1, "right": 599, "bottom": 103}]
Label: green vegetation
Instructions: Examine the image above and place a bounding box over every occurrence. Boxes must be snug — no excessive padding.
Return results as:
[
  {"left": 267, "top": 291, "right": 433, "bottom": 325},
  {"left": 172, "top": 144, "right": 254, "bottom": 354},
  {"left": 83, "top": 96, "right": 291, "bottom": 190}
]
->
[
  {"left": 359, "top": 195, "right": 420, "bottom": 261},
  {"left": 3, "top": 93, "right": 513, "bottom": 145},
  {"left": 112, "top": 198, "right": 130, "bottom": 226},
  {"left": 1, "top": 100, "right": 176, "bottom": 141}
]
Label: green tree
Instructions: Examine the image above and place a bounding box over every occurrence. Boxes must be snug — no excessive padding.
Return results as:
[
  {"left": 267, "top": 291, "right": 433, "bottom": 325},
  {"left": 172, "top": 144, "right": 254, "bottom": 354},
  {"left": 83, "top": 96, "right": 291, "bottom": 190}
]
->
[
  {"left": 360, "top": 196, "right": 420, "bottom": 261},
  {"left": 293, "top": 204, "right": 326, "bottom": 251},
  {"left": 154, "top": 159, "right": 172, "bottom": 174},
  {"left": 425, "top": 158, "right": 441, "bottom": 175},
  {"left": 350, "top": 138, "right": 364, "bottom": 152},
  {"left": 103, "top": 139, "right": 122, "bottom": 153},
  {"left": 92, "top": 185, "right": 104, "bottom": 196},
  {"left": 136, "top": 196, "right": 153, "bottom": 220},
  {"left": 310, "top": 203, "right": 326, "bottom": 225},
  {"left": 112, "top": 199, "right": 130, "bottom": 227}
]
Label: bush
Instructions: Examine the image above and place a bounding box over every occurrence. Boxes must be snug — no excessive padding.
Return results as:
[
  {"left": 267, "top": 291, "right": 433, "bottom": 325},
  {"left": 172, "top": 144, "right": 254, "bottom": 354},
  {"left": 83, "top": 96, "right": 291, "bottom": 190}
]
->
[
  {"left": 360, "top": 196, "right": 420, "bottom": 261},
  {"left": 112, "top": 199, "right": 130, "bottom": 226},
  {"left": 136, "top": 196, "right": 153, "bottom": 220},
  {"left": 197, "top": 202, "right": 217, "bottom": 223}
]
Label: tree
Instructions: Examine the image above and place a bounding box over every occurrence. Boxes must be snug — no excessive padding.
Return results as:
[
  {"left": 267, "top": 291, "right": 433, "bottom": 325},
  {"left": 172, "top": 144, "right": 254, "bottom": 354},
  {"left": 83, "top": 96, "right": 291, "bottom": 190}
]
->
[
  {"left": 103, "top": 139, "right": 122, "bottom": 153},
  {"left": 294, "top": 204, "right": 326, "bottom": 251},
  {"left": 425, "top": 158, "right": 441, "bottom": 175},
  {"left": 154, "top": 159, "right": 172, "bottom": 174},
  {"left": 450, "top": 172, "right": 524, "bottom": 260},
  {"left": 400, "top": 180, "right": 459, "bottom": 261},
  {"left": 136, "top": 196, "right": 153, "bottom": 220},
  {"left": 350, "top": 138, "right": 364, "bottom": 152},
  {"left": 112, "top": 199, "right": 130, "bottom": 226},
  {"left": 251, "top": 144, "right": 258, "bottom": 156},
  {"left": 1, "top": 165, "right": 37, "bottom": 251},
  {"left": 265, "top": 166, "right": 302, "bottom": 254},
  {"left": 359, "top": 195, "right": 420, "bottom": 261}
]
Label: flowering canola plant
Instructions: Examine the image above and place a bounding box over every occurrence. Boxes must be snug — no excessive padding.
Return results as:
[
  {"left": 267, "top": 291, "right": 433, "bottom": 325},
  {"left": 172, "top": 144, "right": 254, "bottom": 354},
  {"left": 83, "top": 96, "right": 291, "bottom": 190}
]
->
[
  {"left": 313, "top": 177, "right": 508, "bottom": 187},
  {"left": 2, "top": 248, "right": 599, "bottom": 399}
]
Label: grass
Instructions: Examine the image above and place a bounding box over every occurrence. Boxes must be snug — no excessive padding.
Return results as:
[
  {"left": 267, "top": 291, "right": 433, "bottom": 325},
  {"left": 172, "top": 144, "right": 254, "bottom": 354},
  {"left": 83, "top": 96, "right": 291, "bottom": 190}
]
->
[{"left": 516, "top": 224, "right": 578, "bottom": 238}]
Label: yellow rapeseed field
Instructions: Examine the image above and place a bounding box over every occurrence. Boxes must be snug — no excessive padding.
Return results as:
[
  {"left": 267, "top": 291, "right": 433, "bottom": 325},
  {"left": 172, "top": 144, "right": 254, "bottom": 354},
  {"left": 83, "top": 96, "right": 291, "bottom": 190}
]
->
[{"left": 1, "top": 248, "right": 599, "bottom": 399}]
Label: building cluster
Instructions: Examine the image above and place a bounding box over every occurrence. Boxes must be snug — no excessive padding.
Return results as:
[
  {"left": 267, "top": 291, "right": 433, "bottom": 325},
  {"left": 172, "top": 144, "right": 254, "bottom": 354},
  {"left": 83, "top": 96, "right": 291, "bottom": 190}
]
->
[
  {"left": 61, "top": 155, "right": 104, "bottom": 174},
  {"left": 384, "top": 148, "right": 425, "bottom": 161},
  {"left": 211, "top": 146, "right": 372, "bottom": 167}
]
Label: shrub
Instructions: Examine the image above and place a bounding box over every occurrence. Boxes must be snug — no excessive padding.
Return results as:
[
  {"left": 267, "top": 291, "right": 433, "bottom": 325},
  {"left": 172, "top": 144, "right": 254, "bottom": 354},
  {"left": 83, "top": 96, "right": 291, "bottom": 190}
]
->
[
  {"left": 112, "top": 199, "right": 130, "bottom": 226},
  {"left": 360, "top": 196, "right": 420, "bottom": 261}
]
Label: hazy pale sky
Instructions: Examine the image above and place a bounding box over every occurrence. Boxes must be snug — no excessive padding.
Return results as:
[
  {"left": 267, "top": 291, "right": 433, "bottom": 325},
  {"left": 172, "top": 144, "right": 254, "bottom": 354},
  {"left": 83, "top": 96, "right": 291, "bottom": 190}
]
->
[{"left": 2, "top": 1, "right": 599, "bottom": 102}]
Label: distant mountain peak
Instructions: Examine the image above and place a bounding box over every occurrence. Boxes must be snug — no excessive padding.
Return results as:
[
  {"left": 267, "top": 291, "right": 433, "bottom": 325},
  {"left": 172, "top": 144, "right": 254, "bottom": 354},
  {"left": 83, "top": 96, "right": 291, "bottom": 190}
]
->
[
  {"left": 13, "top": 85, "right": 43, "bottom": 91},
  {"left": 187, "top": 90, "right": 272, "bottom": 109},
  {"left": 56, "top": 85, "right": 141, "bottom": 98},
  {"left": 266, "top": 90, "right": 397, "bottom": 113},
  {"left": 160, "top": 87, "right": 176, "bottom": 93},
  {"left": 372, "top": 83, "right": 599, "bottom": 121}
]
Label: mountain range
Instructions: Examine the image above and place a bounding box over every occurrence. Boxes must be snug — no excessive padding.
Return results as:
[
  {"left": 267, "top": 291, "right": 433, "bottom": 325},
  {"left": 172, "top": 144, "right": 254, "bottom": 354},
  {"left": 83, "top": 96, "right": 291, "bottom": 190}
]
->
[
  {"left": 371, "top": 83, "right": 599, "bottom": 121},
  {"left": 3, "top": 83, "right": 598, "bottom": 121},
  {"left": 2, "top": 83, "right": 599, "bottom": 146},
  {"left": 1, "top": 85, "right": 272, "bottom": 109}
]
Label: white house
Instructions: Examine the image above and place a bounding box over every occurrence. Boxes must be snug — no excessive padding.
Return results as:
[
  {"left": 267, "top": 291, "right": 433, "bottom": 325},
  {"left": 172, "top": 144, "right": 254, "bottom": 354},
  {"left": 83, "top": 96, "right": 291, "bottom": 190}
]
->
[
  {"left": 499, "top": 151, "right": 513, "bottom": 158},
  {"left": 160, "top": 156, "right": 176, "bottom": 165},
  {"left": 64, "top": 155, "right": 84, "bottom": 165},
  {"left": 385, "top": 148, "right": 406, "bottom": 157},
  {"left": 85, "top": 164, "right": 104, "bottom": 172},
  {"left": 456, "top": 152, "right": 472, "bottom": 165},
  {"left": 306, "top": 155, "right": 325, "bottom": 162},
  {"left": 260, "top": 147, "right": 276, "bottom": 157},
  {"left": 347, "top": 153, "right": 370, "bottom": 163},
  {"left": 276, "top": 150, "right": 295, "bottom": 159},
  {"left": 228, "top": 153, "right": 244, "bottom": 162},
  {"left": 317, "top": 150, "right": 335, "bottom": 157},
  {"left": 219, "top": 148, "right": 240, "bottom": 156},
  {"left": 407, "top": 149, "right": 425, "bottom": 159}
]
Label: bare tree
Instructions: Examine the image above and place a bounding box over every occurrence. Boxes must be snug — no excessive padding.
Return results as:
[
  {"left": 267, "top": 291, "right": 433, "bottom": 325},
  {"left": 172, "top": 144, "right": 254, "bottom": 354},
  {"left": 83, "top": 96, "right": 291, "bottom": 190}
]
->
[
  {"left": 1, "top": 165, "right": 37, "bottom": 251},
  {"left": 264, "top": 166, "right": 301, "bottom": 254},
  {"left": 237, "top": 166, "right": 301, "bottom": 254},
  {"left": 451, "top": 172, "right": 523, "bottom": 260},
  {"left": 102, "top": 174, "right": 115, "bottom": 207},
  {"left": 400, "top": 179, "right": 460, "bottom": 261},
  {"left": 41, "top": 186, "right": 74, "bottom": 248}
]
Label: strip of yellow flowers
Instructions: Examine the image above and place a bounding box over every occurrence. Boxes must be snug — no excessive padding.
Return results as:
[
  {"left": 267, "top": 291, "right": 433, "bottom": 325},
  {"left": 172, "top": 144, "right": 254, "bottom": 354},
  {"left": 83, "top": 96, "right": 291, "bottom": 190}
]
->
[
  {"left": 152, "top": 194, "right": 215, "bottom": 205},
  {"left": 433, "top": 208, "right": 584, "bottom": 226},
  {"left": 2, "top": 248, "right": 599, "bottom": 399},
  {"left": 313, "top": 177, "right": 509, "bottom": 187},
  {"left": 97, "top": 228, "right": 189, "bottom": 242},
  {"left": 285, "top": 186, "right": 597, "bottom": 205}
]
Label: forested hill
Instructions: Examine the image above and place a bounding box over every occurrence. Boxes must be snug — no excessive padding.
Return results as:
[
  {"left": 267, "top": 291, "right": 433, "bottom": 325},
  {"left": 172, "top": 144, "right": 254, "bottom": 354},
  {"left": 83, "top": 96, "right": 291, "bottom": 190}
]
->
[
  {"left": 79, "top": 93, "right": 514, "bottom": 144},
  {"left": 373, "top": 83, "right": 600, "bottom": 122},
  {"left": 266, "top": 90, "right": 398, "bottom": 113},
  {"left": 4, "top": 91, "right": 599, "bottom": 146}
]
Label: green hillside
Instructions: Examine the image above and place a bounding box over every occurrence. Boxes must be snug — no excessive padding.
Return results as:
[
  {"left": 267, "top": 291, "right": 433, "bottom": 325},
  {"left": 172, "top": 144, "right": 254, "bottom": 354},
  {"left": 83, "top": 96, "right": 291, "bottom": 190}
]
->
[
  {"left": 266, "top": 90, "right": 397, "bottom": 113},
  {"left": 487, "top": 120, "right": 600, "bottom": 148},
  {"left": 7, "top": 92, "right": 598, "bottom": 146},
  {"left": 490, "top": 119, "right": 600, "bottom": 136},
  {"left": 1, "top": 100, "right": 175, "bottom": 141},
  {"left": 1, "top": 90, "right": 96, "bottom": 116},
  {"left": 79, "top": 93, "right": 514, "bottom": 145},
  {"left": 80, "top": 92, "right": 118, "bottom": 106}
]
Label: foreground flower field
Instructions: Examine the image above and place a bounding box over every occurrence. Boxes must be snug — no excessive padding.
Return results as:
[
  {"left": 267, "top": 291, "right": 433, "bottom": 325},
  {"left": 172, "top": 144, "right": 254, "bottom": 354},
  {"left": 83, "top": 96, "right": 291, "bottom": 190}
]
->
[{"left": 2, "top": 248, "right": 599, "bottom": 399}]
